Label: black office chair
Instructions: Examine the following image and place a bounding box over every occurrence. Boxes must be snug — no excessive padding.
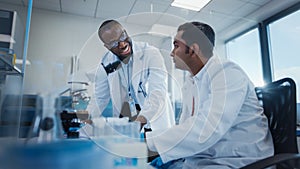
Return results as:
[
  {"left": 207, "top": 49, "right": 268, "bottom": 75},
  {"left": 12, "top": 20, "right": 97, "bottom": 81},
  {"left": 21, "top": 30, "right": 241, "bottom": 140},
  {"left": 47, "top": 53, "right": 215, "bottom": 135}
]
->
[{"left": 241, "top": 77, "right": 300, "bottom": 169}]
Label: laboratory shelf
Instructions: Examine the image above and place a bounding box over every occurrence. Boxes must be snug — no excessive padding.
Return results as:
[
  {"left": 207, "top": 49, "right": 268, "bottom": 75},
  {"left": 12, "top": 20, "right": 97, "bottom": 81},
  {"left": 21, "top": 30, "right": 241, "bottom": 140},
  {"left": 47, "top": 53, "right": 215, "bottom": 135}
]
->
[{"left": 0, "top": 47, "right": 22, "bottom": 76}]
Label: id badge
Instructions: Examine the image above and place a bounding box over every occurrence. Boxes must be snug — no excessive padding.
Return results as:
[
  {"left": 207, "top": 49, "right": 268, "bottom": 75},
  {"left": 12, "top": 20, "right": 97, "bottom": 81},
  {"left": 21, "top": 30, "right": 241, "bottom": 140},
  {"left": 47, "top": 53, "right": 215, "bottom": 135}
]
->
[{"left": 129, "top": 98, "right": 137, "bottom": 117}]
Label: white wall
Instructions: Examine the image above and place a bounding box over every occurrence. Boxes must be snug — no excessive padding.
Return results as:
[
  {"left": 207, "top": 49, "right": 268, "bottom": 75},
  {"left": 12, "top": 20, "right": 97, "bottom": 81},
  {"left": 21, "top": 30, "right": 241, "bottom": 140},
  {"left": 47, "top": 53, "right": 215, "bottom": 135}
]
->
[
  {"left": 21, "top": 8, "right": 190, "bottom": 98},
  {"left": 24, "top": 9, "right": 103, "bottom": 95},
  {"left": 0, "top": 2, "right": 226, "bottom": 98},
  {"left": 0, "top": 3, "right": 152, "bottom": 96}
]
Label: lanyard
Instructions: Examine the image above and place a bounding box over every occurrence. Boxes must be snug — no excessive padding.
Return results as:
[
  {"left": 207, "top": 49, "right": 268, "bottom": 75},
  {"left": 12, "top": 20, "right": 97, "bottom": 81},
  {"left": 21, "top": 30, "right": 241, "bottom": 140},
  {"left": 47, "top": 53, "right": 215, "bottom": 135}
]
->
[
  {"left": 121, "top": 59, "right": 135, "bottom": 101},
  {"left": 120, "top": 59, "right": 139, "bottom": 117}
]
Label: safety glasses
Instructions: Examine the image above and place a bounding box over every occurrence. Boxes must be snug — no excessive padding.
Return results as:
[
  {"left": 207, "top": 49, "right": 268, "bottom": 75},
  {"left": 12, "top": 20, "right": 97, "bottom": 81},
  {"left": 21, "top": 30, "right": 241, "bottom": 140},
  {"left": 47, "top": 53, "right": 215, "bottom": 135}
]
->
[{"left": 105, "top": 30, "right": 128, "bottom": 49}]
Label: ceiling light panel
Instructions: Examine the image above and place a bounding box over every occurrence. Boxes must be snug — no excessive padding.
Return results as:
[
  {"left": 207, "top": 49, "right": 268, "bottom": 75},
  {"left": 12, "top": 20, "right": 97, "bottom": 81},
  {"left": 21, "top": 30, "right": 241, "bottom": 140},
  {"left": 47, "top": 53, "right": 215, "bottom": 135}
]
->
[{"left": 171, "top": 0, "right": 212, "bottom": 11}]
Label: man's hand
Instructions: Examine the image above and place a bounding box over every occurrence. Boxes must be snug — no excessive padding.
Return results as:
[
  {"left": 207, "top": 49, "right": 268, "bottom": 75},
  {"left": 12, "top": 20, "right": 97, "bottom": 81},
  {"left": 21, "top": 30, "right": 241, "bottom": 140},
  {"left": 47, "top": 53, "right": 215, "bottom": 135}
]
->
[
  {"left": 82, "top": 119, "right": 93, "bottom": 125},
  {"left": 135, "top": 115, "right": 147, "bottom": 128}
]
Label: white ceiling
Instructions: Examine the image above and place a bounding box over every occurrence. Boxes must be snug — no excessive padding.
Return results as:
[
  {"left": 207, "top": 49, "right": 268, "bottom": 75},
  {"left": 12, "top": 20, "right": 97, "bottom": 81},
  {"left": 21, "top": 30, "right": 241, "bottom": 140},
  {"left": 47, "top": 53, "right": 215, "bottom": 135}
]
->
[{"left": 0, "top": 0, "right": 299, "bottom": 41}]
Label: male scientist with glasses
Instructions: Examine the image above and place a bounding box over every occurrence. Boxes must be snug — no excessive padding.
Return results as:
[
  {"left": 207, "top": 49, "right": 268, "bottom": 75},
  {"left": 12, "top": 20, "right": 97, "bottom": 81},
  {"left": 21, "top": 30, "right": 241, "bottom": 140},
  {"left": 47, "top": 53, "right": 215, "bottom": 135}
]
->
[{"left": 89, "top": 19, "right": 175, "bottom": 136}]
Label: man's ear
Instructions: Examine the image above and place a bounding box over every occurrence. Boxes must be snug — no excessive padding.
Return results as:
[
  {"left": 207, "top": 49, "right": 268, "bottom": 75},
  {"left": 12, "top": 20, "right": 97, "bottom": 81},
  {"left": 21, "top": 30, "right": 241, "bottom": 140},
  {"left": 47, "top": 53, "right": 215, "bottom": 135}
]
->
[{"left": 189, "top": 43, "right": 200, "bottom": 57}]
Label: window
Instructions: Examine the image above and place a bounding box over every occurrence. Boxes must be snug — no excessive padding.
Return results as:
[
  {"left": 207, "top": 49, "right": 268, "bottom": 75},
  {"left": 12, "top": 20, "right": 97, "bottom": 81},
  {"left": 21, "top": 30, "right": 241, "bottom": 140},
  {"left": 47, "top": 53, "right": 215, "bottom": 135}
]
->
[
  {"left": 226, "top": 28, "right": 264, "bottom": 87},
  {"left": 268, "top": 9, "right": 300, "bottom": 102}
]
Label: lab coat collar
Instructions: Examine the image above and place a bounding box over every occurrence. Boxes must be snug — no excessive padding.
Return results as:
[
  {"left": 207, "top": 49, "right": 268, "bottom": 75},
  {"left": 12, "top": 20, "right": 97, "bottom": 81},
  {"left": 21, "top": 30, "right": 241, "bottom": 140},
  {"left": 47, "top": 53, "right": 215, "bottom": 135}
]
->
[
  {"left": 193, "top": 55, "right": 221, "bottom": 81},
  {"left": 131, "top": 40, "right": 145, "bottom": 60},
  {"left": 187, "top": 73, "right": 195, "bottom": 84},
  {"left": 131, "top": 41, "right": 145, "bottom": 94}
]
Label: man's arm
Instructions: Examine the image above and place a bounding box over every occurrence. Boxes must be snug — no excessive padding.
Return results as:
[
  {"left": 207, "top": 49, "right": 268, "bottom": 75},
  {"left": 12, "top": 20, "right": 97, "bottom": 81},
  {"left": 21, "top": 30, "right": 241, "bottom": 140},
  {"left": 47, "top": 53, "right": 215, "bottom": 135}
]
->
[{"left": 137, "top": 46, "right": 175, "bottom": 130}]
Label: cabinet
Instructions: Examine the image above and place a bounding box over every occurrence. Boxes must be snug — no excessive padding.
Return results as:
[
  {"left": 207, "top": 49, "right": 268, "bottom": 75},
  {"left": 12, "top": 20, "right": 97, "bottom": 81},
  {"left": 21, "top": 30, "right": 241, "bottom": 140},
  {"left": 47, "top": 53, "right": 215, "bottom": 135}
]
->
[
  {"left": 0, "top": 9, "right": 23, "bottom": 83},
  {"left": 0, "top": 9, "right": 26, "bottom": 138}
]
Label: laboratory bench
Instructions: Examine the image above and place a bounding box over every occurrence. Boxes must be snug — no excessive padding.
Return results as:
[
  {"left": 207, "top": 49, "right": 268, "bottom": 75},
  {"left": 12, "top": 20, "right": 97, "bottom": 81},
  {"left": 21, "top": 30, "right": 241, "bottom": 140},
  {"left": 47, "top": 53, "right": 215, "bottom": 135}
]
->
[{"left": 0, "top": 135, "right": 150, "bottom": 169}]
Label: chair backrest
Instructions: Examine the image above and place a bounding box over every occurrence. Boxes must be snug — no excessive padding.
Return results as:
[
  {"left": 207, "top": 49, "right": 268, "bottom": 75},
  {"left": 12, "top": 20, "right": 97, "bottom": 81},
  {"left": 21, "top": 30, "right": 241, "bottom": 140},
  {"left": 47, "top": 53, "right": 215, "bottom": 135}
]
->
[{"left": 255, "top": 77, "right": 298, "bottom": 154}]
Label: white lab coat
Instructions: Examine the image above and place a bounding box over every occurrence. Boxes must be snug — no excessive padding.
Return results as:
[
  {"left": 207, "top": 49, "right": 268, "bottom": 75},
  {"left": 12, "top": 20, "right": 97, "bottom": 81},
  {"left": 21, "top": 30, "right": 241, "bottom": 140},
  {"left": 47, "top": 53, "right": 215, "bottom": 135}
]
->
[
  {"left": 93, "top": 41, "right": 175, "bottom": 131},
  {"left": 146, "top": 56, "right": 274, "bottom": 168}
]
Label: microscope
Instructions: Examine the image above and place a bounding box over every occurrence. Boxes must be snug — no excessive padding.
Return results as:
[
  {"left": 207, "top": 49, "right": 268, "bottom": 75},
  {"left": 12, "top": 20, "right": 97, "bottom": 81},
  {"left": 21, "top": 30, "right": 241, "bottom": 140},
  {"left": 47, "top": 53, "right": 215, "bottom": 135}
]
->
[
  {"left": 56, "top": 81, "right": 90, "bottom": 138},
  {"left": 56, "top": 60, "right": 120, "bottom": 138}
]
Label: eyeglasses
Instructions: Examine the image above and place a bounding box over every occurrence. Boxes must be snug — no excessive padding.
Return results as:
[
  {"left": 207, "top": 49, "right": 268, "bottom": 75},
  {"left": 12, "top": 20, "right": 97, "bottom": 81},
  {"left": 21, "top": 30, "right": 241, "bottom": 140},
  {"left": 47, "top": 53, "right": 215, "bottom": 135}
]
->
[{"left": 105, "top": 31, "right": 128, "bottom": 49}]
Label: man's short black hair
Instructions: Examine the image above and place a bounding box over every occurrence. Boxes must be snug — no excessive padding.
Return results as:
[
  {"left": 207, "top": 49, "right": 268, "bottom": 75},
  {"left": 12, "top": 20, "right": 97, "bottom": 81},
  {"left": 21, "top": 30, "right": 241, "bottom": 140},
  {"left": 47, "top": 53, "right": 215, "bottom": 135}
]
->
[
  {"left": 99, "top": 20, "right": 120, "bottom": 30},
  {"left": 98, "top": 19, "right": 121, "bottom": 41}
]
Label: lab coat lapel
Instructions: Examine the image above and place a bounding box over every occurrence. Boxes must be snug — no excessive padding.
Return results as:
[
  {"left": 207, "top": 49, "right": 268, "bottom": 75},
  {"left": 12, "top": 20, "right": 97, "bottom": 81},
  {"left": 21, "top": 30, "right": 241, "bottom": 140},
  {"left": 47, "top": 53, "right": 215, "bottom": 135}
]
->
[
  {"left": 131, "top": 43, "right": 144, "bottom": 95},
  {"left": 107, "top": 71, "right": 123, "bottom": 111}
]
